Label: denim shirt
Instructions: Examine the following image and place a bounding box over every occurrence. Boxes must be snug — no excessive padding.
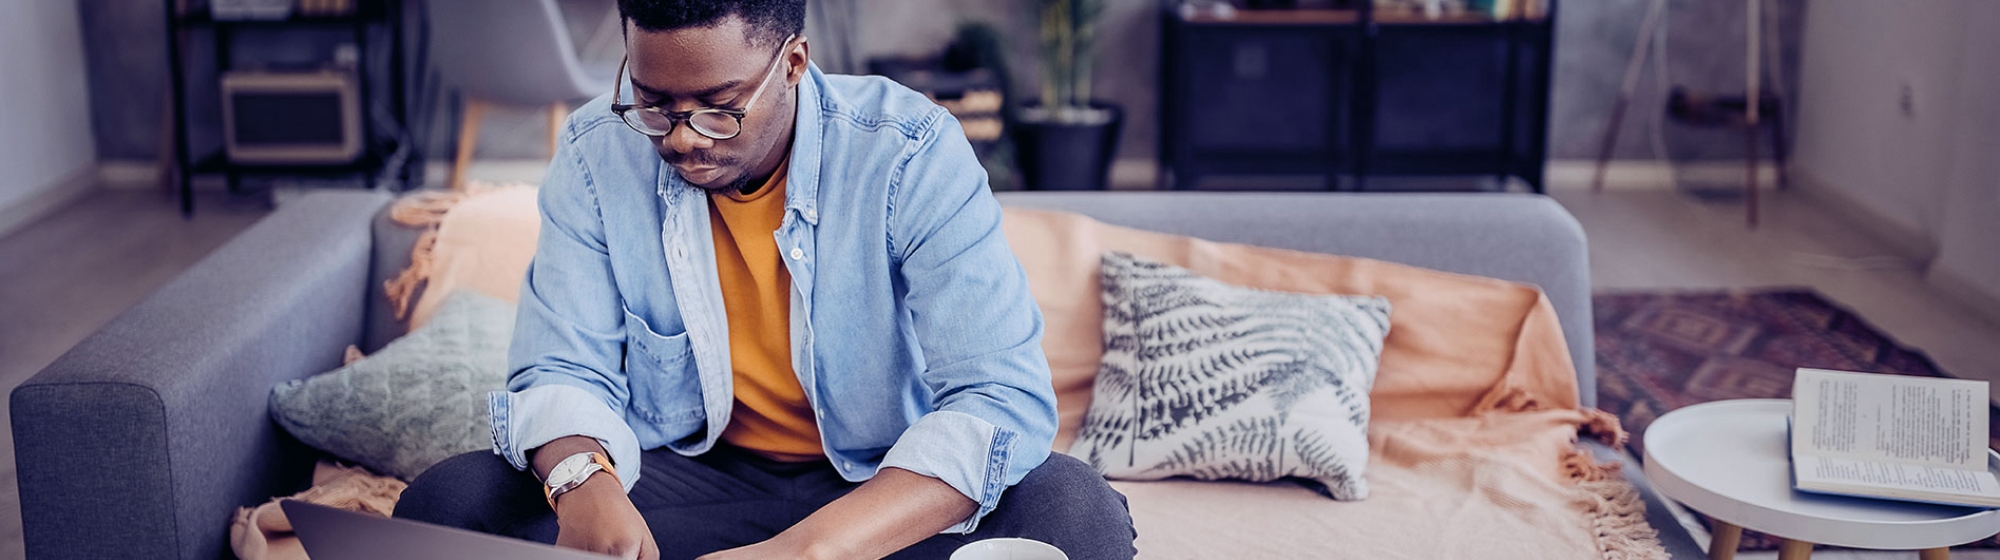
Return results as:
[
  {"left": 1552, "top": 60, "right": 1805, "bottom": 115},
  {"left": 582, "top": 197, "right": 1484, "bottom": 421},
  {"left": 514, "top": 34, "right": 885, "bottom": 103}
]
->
[{"left": 488, "top": 63, "right": 1058, "bottom": 533}]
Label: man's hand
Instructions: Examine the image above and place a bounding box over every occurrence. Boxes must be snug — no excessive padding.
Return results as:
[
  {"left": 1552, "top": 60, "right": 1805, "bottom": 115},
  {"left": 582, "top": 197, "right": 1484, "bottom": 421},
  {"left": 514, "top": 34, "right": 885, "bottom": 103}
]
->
[
  {"left": 554, "top": 475, "right": 659, "bottom": 560},
  {"left": 707, "top": 467, "right": 974, "bottom": 560},
  {"left": 693, "top": 535, "right": 821, "bottom": 560},
  {"left": 533, "top": 436, "right": 656, "bottom": 560}
]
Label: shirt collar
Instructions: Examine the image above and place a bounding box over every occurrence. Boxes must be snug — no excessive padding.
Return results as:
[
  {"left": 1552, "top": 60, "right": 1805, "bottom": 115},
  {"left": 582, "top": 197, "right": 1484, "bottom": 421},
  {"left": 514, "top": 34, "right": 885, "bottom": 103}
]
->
[{"left": 783, "top": 62, "right": 825, "bottom": 226}]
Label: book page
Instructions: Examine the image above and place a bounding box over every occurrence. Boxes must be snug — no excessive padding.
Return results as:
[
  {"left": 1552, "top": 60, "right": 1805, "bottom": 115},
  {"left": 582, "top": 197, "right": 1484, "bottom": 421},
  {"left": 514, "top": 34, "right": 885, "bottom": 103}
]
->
[
  {"left": 1796, "top": 455, "right": 2000, "bottom": 501},
  {"left": 1791, "top": 368, "right": 1988, "bottom": 469}
]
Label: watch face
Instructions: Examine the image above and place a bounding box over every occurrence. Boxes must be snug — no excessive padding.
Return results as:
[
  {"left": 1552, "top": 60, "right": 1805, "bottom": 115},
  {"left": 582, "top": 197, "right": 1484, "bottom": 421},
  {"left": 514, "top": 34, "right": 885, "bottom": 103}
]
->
[{"left": 548, "top": 454, "right": 588, "bottom": 485}]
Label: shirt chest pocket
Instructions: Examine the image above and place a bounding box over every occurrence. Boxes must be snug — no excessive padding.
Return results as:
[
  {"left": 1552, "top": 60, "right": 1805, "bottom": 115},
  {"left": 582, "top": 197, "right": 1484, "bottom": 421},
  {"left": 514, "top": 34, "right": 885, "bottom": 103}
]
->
[{"left": 621, "top": 307, "right": 707, "bottom": 430}]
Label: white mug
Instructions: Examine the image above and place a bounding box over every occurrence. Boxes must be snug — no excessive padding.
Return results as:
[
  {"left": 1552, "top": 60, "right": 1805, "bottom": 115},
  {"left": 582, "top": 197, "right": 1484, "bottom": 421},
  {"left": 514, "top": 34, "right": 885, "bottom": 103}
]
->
[{"left": 950, "top": 538, "right": 1069, "bottom": 560}]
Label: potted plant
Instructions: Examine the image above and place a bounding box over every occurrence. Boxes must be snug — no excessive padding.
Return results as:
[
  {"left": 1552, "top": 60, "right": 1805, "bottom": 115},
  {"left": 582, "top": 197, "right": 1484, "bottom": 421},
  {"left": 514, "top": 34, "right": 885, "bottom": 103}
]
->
[{"left": 1015, "top": 0, "right": 1122, "bottom": 191}]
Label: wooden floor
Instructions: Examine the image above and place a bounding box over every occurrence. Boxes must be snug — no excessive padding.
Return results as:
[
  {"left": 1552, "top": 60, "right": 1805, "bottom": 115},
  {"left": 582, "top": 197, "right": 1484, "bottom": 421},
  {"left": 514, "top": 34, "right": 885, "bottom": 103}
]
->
[
  {"left": 1553, "top": 186, "right": 2000, "bottom": 403},
  {"left": 0, "top": 170, "right": 1997, "bottom": 559}
]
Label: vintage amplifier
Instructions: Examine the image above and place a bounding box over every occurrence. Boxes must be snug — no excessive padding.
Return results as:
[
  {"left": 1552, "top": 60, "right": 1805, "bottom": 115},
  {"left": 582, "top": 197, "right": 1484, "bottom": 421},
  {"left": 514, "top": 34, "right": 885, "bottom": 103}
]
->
[{"left": 220, "top": 70, "right": 364, "bottom": 165}]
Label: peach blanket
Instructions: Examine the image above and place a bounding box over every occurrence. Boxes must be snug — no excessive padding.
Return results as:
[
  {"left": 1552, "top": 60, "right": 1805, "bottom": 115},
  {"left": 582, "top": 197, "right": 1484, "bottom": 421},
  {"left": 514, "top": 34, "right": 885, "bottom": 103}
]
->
[
  {"left": 382, "top": 182, "right": 541, "bottom": 330},
  {"left": 1002, "top": 208, "right": 1665, "bottom": 559}
]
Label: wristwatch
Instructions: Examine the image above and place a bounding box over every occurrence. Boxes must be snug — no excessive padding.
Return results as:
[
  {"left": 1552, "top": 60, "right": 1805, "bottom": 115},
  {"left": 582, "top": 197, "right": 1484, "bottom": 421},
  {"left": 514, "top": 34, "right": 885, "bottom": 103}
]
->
[{"left": 542, "top": 451, "right": 617, "bottom": 511}]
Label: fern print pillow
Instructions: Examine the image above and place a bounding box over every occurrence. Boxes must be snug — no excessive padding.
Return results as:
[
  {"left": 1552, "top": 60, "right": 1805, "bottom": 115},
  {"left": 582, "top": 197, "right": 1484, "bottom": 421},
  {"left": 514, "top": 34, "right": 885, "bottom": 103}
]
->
[{"left": 1073, "top": 251, "right": 1392, "bottom": 500}]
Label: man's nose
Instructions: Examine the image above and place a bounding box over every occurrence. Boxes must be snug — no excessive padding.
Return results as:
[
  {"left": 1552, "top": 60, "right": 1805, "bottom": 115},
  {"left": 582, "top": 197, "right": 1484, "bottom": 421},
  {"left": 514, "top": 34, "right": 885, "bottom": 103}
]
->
[{"left": 664, "top": 121, "right": 712, "bottom": 155}]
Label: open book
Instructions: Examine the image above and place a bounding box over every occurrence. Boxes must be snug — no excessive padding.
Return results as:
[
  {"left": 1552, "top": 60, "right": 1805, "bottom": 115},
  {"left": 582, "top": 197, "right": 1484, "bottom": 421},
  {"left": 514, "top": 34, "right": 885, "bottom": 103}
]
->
[{"left": 1791, "top": 368, "right": 2000, "bottom": 508}]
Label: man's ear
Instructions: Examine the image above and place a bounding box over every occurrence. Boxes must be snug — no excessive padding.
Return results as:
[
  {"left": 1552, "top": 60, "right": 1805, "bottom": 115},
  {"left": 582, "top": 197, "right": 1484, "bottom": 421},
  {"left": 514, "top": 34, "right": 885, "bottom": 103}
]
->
[{"left": 785, "top": 36, "right": 810, "bottom": 88}]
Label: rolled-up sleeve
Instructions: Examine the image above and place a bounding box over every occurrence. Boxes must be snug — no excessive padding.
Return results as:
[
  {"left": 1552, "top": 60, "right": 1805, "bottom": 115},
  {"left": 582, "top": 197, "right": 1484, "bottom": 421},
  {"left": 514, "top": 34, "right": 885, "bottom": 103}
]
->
[
  {"left": 878, "top": 109, "right": 1060, "bottom": 533},
  {"left": 488, "top": 135, "right": 643, "bottom": 492}
]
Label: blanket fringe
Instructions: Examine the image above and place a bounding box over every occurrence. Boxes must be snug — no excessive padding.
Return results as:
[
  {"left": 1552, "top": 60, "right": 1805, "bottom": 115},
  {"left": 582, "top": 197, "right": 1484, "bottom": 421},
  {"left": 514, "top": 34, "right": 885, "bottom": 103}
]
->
[
  {"left": 1560, "top": 410, "right": 1631, "bottom": 483},
  {"left": 1475, "top": 384, "right": 1636, "bottom": 484},
  {"left": 230, "top": 461, "right": 407, "bottom": 560},
  {"left": 379, "top": 184, "right": 505, "bottom": 322},
  {"left": 1474, "top": 383, "right": 1545, "bottom": 415},
  {"left": 1561, "top": 446, "right": 1625, "bottom": 483},
  {"left": 386, "top": 187, "right": 481, "bottom": 228},
  {"left": 1579, "top": 408, "right": 1629, "bottom": 448},
  {"left": 1578, "top": 478, "right": 1669, "bottom": 560},
  {"left": 1554, "top": 409, "right": 1665, "bottom": 558},
  {"left": 382, "top": 229, "right": 438, "bottom": 321}
]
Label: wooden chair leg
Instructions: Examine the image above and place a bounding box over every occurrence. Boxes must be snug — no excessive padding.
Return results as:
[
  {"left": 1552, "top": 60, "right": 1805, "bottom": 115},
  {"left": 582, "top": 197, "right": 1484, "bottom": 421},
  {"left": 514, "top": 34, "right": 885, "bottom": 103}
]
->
[
  {"left": 1744, "top": 0, "right": 1761, "bottom": 229},
  {"left": 1921, "top": 548, "right": 1951, "bottom": 560},
  {"left": 1769, "top": 104, "right": 1790, "bottom": 190},
  {"left": 1708, "top": 521, "right": 1742, "bottom": 560},
  {"left": 450, "top": 98, "right": 486, "bottom": 192},
  {"left": 156, "top": 79, "right": 179, "bottom": 195},
  {"left": 1776, "top": 539, "right": 1812, "bottom": 560},
  {"left": 1745, "top": 120, "right": 1759, "bottom": 229},
  {"left": 548, "top": 102, "right": 567, "bottom": 157}
]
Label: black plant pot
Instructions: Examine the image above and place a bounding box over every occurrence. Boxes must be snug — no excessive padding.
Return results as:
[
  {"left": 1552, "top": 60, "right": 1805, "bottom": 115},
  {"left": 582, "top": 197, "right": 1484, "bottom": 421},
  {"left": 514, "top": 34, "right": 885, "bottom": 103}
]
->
[{"left": 1015, "top": 102, "right": 1123, "bottom": 191}]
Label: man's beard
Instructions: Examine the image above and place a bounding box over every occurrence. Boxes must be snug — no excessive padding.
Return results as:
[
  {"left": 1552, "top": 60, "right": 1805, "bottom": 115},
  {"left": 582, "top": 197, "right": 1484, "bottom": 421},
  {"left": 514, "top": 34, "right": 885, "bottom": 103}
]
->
[
  {"left": 664, "top": 151, "right": 747, "bottom": 194},
  {"left": 696, "top": 174, "right": 754, "bottom": 195}
]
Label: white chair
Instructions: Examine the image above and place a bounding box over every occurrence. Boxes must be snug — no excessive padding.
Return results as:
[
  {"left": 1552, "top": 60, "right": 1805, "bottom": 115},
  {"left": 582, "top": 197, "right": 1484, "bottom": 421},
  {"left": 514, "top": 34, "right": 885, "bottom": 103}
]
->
[{"left": 428, "top": 0, "right": 616, "bottom": 190}]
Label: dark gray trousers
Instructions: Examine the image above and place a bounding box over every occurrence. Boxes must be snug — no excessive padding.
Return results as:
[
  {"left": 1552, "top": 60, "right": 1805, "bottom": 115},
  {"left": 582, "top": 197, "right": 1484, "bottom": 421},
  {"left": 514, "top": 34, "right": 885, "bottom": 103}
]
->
[{"left": 394, "top": 445, "right": 1136, "bottom": 560}]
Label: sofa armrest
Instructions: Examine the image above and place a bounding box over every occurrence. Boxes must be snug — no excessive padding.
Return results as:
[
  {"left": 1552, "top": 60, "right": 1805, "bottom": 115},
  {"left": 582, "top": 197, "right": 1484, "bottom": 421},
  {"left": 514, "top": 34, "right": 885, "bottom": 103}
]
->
[{"left": 11, "top": 191, "right": 391, "bottom": 560}]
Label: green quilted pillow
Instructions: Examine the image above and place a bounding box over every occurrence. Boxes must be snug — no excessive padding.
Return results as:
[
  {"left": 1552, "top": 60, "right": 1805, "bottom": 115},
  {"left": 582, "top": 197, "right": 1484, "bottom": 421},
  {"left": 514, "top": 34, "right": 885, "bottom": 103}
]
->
[{"left": 271, "top": 290, "right": 514, "bottom": 480}]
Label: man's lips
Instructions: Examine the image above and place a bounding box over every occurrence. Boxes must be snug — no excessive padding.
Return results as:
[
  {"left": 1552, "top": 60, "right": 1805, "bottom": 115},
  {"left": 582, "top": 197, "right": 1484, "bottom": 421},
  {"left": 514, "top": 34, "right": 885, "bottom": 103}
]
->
[{"left": 674, "top": 163, "right": 721, "bottom": 184}]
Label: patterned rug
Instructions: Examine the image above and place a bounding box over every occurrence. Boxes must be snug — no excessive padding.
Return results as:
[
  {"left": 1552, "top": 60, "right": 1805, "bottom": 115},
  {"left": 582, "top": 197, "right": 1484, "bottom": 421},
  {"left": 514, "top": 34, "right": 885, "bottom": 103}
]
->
[{"left": 1593, "top": 288, "right": 1999, "bottom": 550}]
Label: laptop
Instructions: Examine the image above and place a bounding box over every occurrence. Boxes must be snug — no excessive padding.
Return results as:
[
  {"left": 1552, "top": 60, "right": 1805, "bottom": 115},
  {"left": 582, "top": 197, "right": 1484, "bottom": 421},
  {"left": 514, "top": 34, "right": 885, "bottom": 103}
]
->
[{"left": 282, "top": 500, "right": 614, "bottom": 560}]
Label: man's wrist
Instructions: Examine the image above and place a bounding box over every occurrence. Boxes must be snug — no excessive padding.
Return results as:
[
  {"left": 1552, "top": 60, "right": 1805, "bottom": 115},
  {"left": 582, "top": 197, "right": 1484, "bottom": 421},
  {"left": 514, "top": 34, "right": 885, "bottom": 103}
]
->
[
  {"left": 553, "top": 471, "right": 622, "bottom": 513},
  {"left": 531, "top": 436, "right": 609, "bottom": 481},
  {"left": 770, "top": 529, "right": 842, "bottom": 560},
  {"left": 545, "top": 451, "right": 619, "bottom": 510}
]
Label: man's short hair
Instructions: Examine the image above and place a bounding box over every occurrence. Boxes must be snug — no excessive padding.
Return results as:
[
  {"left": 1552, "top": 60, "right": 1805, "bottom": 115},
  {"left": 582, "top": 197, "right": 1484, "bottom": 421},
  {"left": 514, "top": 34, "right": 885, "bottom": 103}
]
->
[{"left": 617, "top": 0, "right": 806, "bottom": 48}]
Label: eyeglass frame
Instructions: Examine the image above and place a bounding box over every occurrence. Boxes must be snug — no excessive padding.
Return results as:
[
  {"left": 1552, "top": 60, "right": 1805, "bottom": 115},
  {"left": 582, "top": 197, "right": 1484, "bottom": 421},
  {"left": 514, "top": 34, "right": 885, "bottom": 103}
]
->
[{"left": 610, "top": 34, "right": 796, "bottom": 141}]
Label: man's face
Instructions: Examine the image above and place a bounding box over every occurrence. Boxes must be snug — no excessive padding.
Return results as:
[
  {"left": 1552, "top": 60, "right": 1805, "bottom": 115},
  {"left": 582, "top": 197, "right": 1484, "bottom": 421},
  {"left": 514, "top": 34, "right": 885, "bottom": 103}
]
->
[{"left": 625, "top": 16, "right": 804, "bottom": 192}]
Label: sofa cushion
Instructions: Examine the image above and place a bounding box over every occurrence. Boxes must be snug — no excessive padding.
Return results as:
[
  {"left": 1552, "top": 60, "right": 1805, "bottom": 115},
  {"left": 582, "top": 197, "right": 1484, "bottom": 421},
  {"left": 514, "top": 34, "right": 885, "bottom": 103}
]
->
[
  {"left": 270, "top": 291, "right": 515, "bottom": 480},
  {"left": 1073, "top": 252, "right": 1390, "bottom": 500}
]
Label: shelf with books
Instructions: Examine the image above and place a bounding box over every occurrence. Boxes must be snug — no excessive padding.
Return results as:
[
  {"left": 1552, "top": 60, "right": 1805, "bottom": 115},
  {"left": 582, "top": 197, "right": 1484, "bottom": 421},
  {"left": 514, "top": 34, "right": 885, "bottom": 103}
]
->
[
  {"left": 1371, "top": 11, "right": 1549, "bottom": 25},
  {"left": 1179, "top": 8, "right": 1362, "bottom": 26},
  {"left": 1375, "top": 0, "right": 1547, "bottom": 22}
]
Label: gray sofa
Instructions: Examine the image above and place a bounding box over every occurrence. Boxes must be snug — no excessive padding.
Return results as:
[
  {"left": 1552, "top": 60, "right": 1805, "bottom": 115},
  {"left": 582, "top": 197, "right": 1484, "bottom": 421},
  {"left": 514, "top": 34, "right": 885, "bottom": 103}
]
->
[{"left": 11, "top": 190, "right": 1704, "bottom": 559}]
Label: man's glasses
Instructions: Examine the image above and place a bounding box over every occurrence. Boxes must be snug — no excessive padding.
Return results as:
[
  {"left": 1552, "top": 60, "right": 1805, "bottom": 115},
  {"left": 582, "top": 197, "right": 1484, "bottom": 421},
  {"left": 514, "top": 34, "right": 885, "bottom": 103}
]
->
[{"left": 610, "top": 35, "right": 795, "bottom": 141}]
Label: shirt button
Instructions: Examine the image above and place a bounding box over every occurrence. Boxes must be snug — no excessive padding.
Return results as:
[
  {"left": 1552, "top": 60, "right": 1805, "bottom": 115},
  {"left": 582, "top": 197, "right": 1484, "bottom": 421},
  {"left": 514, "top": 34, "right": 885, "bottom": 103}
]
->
[
  {"left": 841, "top": 461, "right": 852, "bottom": 470},
  {"left": 789, "top": 248, "right": 804, "bottom": 260},
  {"left": 805, "top": 209, "right": 817, "bottom": 220}
]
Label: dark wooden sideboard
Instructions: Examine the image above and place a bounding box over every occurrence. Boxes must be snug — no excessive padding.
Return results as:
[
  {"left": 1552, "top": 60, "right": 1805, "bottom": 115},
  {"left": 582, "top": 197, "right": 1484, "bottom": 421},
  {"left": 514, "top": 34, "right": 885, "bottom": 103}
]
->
[{"left": 1160, "top": 1, "right": 1554, "bottom": 192}]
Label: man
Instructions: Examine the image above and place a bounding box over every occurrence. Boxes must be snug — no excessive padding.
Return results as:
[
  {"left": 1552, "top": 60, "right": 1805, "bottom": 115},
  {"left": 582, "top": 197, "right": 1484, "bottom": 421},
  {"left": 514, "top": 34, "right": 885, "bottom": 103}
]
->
[{"left": 392, "top": 1, "right": 1136, "bottom": 559}]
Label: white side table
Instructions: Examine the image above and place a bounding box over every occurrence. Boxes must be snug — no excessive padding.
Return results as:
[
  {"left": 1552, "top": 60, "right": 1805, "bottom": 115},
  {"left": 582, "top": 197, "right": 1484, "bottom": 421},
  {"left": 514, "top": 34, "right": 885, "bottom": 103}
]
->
[{"left": 1644, "top": 399, "right": 2000, "bottom": 560}]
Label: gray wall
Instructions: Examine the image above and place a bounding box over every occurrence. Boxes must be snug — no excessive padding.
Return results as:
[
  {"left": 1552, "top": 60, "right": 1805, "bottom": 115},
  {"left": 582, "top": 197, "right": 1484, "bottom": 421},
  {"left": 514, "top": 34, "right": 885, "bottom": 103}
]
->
[
  {"left": 1792, "top": 0, "right": 2000, "bottom": 309},
  {"left": 2, "top": 0, "right": 97, "bottom": 213},
  {"left": 78, "top": 0, "right": 168, "bottom": 166},
  {"left": 80, "top": 0, "right": 1803, "bottom": 174}
]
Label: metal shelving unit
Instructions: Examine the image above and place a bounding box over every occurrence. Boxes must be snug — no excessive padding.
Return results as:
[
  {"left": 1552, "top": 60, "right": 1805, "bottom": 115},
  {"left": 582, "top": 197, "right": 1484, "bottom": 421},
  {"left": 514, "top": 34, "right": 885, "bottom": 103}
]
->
[{"left": 163, "top": 0, "right": 415, "bottom": 216}]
